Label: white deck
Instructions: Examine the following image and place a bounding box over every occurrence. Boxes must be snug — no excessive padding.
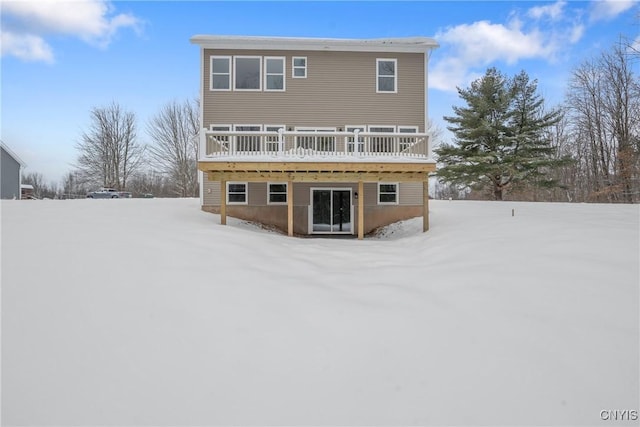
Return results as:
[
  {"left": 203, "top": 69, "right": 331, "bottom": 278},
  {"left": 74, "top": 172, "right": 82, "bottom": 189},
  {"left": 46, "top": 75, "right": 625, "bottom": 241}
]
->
[{"left": 199, "top": 129, "right": 433, "bottom": 162}]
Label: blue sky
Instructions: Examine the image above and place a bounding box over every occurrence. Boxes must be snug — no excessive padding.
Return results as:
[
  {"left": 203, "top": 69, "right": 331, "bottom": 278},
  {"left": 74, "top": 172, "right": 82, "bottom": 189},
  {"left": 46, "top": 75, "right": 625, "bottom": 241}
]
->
[{"left": 2, "top": 0, "right": 639, "bottom": 185}]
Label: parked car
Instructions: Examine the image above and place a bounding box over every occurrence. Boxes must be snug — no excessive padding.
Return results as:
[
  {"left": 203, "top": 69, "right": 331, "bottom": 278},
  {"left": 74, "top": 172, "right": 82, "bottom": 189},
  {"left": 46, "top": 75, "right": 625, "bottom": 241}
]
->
[{"left": 86, "top": 188, "right": 120, "bottom": 199}]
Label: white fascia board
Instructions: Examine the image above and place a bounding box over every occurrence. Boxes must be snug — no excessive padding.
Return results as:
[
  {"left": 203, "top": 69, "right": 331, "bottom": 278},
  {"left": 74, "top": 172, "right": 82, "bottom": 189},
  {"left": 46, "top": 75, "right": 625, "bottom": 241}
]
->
[
  {"left": 190, "top": 35, "right": 439, "bottom": 53},
  {"left": 0, "top": 141, "right": 27, "bottom": 167}
]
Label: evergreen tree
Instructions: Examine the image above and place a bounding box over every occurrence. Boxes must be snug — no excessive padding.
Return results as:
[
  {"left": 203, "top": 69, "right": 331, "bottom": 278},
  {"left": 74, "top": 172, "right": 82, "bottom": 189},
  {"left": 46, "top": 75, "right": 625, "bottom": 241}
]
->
[{"left": 436, "top": 68, "right": 567, "bottom": 200}]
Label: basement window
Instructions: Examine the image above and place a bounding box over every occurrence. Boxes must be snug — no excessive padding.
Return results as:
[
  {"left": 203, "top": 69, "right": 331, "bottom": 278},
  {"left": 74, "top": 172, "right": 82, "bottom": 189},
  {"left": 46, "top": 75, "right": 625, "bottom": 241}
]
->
[
  {"left": 268, "top": 183, "right": 288, "bottom": 204},
  {"left": 378, "top": 183, "right": 399, "bottom": 204},
  {"left": 227, "top": 182, "right": 248, "bottom": 204}
]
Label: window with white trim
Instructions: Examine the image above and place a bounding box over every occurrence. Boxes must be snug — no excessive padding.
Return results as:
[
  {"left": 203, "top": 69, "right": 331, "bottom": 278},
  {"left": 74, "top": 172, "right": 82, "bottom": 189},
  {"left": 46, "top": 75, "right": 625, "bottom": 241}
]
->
[
  {"left": 265, "top": 57, "right": 285, "bottom": 91},
  {"left": 227, "top": 182, "right": 248, "bottom": 204},
  {"left": 265, "top": 125, "right": 285, "bottom": 152},
  {"left": 368, "top": 125, "right": 396, "bottom": 153},
  {"left": 268, "top": 182, "right": 288, "bottom": 204},
  {"left": 292, "top": 56, "right": 307, "bottom": 78},
  {"left": 207, "top": 124, "right": 231, "bottom": 154},
  {"left": 295, "top": 127, "right": 336, "bottom": 152},
  {"left": 211, "top": 56, "right": 231, "bottom": 91},
  {"left": 234, "top": 56, "right": 261, "bottom": 90},
  {"left": 376, "top": 58, "right": 397, "bottom": 93},
  {"left": 233, "top": 124, "right": 262, "bottom": 152},
  {"left": 398, "top": 126, "right": 418, "bottom": 151},
  {"left": 378, "top": 183, "right": 399, "bottom": 204}
]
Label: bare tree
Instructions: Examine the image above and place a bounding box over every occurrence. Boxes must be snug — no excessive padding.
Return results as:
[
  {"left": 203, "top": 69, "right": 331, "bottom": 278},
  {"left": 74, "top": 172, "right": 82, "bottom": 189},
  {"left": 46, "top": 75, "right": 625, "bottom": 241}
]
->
[
  {"left": 565, "top": 42, "right": 640, "bottom": 202},
  {"left": 76, "top": 102, "right": 144, "bottom": 190},
  {"left": 146, "top": 99, "right": 200, "bottom": 197}
]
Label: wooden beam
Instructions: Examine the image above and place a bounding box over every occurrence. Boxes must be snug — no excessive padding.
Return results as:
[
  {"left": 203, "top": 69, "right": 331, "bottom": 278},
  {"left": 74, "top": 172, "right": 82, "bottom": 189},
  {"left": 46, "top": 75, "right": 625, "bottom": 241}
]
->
[
  {"left": 358, "top": 180, "right": 364, "bottom": 240},
  {"left": 204, "top": 171, "right": 430, "bottom": 183},
  {"left": 220, "top": 179, "right": 227, "bottom": 226},
  {"left": 287, "top": 180, "right": 293, "bottom": 237},
  {"left": 423, "top": 180, "right": 429, "bottom": 232},
  {"left": 199, "top": 160, "right": 436, "bottom": 174}
]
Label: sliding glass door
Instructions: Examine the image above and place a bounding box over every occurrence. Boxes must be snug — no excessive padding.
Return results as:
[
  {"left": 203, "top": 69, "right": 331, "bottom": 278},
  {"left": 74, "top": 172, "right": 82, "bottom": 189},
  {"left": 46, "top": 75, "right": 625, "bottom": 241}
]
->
[{"left": 311, "top": 188, "right": 352, "bottom": 234}]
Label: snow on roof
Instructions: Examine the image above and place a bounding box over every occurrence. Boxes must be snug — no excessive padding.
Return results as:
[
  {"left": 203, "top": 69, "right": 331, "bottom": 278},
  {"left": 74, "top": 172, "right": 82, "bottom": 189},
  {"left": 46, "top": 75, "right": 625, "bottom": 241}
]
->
[
  {"left": 20, "top": 184, "right": 34, "bottom": 190},
  {"left": 1, "top": 141, "right": 27, "bottom": 167},
  {"left": 190, "top": 35, "right": 439, "bottom": 53}
]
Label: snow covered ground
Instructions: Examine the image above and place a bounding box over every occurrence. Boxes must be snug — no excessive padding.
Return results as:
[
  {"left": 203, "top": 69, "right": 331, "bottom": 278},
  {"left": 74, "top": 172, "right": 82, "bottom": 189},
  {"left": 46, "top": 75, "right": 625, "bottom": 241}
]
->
[{"left": 2, "top": 198, "right": 638, "bottom": 426}]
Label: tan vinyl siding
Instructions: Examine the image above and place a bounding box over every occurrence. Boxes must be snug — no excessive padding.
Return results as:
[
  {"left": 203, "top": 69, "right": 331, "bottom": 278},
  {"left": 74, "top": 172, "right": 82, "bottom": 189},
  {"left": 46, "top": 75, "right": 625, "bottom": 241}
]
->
[
  {"left": 203, "top": 179, "right": 221, "bottom": 205},
  {"left": 203, "top": 180, "right": 267, "bottom": 205},
  {"left": 203, "top": 49, "right": 425, "bottom": 130},
  {"left": 363, "top": 183, "right": 378, "bottom": 206},
  {"left": 399, "top": 182, "right": 423, "bottom": 205},
  {"left": 292, "top": 182, "right": 357, "bottom": 206},
  {"left": 204, "top": 180, "right": 422, "bottom": 206},
  {"left": 248, "top": 182, "right": 266, "bottom": 205}
]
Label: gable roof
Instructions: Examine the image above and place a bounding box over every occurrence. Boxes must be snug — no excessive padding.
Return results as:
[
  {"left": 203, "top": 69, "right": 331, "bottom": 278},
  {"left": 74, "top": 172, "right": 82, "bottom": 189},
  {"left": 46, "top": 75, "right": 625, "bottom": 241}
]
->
[
  {"left": 1, "top": 141, "right": 26, "bottom": 167},
  {"left": 190, "top": 35, "right": 439, "bottom": 53}
]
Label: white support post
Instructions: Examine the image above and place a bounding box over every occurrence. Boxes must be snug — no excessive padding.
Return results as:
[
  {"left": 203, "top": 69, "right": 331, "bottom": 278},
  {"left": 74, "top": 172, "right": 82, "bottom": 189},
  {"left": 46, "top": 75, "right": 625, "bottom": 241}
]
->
[
  {"left": 278, "top": 128, "right": 284, "bottom": 154},
  {"left": 354, "top": 129, "right": 360, "bottom": 156},
  {"left": 200, "top": 128, "right": 207, "bottom": 157}
]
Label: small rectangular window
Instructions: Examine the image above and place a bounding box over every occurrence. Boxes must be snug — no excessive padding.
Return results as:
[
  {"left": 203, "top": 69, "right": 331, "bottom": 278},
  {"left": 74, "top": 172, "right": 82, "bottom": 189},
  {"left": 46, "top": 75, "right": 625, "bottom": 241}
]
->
[
  {"left": 227, "top": 182, "right": 248, "bottom": 204},
  {"left": 211, "top": 56, "right": 231, "bottom": 91},
  {"left": 268, "top": 182, "right": 288, "bottom": 204},
  {"left": 376, "top": 58, "right": 397, "bottom": 93},
  {"left": 292, "top": 56, "right": 307, "bottom": 78},
  {"left": 265, "top": 57, "right": 285, "bottom": 91},
  {"left": 378, "top": 183, "right": 398, "bottom": 204},
  {"left": 234, "top": 56, "right": 261, "bottom": 90}
]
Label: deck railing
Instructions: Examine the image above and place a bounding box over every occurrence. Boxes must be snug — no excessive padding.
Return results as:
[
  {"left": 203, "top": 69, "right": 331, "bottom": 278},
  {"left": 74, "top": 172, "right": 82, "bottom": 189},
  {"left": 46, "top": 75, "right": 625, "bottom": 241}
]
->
[{"left": 200, "top": 129, "right": 431, "bottom": 159}]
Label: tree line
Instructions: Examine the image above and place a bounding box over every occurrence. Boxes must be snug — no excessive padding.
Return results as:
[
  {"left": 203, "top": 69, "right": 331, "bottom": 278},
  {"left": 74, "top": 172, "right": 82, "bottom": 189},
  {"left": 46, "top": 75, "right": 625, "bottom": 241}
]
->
[
  {"left": 24, "top": 98, "right": 200, "bottom": 199},
  {"left": 435, "top": 40, "right": 639, "bottom": 203}
]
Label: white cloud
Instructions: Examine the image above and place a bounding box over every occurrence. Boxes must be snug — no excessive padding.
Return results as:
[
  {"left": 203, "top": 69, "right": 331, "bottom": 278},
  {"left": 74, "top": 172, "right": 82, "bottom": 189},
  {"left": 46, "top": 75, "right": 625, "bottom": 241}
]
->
[
  {"left": 589, "top": 0, "right": 638, "bottom": 22},
  {"left": 528, "top": 0, "right": 567, "bottom": 21},
  {"left": 569, "top": 24, "right": 586, "bottom": 44},
  {"left": 430, "top": 19, "right": 559, "bottom": 92},
  {"left": 429, "top": 1, "right": 593, "bottom": 93},
  {"left": 1, "top": 0, "right": 141, "bottom": 62},
  {"left": 1, "top": 31, "right": 54, "bottom": 63}
]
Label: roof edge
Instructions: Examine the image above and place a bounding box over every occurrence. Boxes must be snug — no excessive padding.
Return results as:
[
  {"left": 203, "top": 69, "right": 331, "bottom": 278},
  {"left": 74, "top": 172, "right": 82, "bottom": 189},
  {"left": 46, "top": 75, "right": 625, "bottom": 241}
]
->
[
  {"left": 0, "top": 141, "right": 27, "bottom": 167},
  {"left": 190, "top": 35, "right": 439, "bottom": 53}
]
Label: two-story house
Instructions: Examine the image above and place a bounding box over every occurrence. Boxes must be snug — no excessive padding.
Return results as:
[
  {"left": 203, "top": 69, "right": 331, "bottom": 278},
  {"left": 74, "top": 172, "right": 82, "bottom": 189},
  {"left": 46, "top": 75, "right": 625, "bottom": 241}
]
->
[{"left": 190, "top": 35, "right": 439, "bottom": 238}]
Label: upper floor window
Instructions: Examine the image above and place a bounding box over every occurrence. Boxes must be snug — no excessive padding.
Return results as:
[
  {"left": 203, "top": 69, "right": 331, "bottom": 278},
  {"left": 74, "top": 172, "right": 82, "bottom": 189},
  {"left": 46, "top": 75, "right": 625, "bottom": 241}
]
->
[
  {"left": 292, "top": 56, "right": 307, "bottom": 78},
  {"left": 265, "top": 57, "right": 285, "bottom": 91},
  {"left": 234, "top": 56, "right": 261, "bottom": 91},
  {"left": 376, "top": 58, "right": 397, "bottom": 93},
  {"left": 211, "top": 56, "right": 231, "bottom": 91}
]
